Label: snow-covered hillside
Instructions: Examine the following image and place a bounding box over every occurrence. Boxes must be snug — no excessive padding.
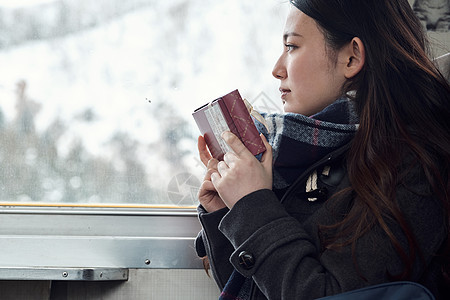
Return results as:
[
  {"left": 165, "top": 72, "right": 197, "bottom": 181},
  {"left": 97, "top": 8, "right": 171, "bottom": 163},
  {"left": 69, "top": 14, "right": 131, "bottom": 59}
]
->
[{"left": 0, "top": 0, "right": 288, "bottom": 204}]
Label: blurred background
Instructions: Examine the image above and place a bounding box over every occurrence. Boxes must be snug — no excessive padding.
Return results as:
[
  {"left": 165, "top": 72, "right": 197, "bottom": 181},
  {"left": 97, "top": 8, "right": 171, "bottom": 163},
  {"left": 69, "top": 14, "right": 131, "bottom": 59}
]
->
[
  {"left": 0, "top": 0, "right": 288, "bottom": 206},
  {"left": 0, "top": 0, "right": 447, "bottom": 206}
]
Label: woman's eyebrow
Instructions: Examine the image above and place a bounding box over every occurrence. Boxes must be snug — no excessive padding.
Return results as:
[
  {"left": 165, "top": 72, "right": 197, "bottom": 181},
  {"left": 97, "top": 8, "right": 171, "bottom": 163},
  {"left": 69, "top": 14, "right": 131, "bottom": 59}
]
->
[{"left": 283, "top": 32, "right": 303, "bottom": 42}]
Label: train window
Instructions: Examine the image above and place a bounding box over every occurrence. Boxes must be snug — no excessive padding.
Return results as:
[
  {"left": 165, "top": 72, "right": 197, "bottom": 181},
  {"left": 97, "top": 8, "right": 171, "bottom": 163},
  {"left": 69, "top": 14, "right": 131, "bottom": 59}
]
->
[
  {"left": 0, "top": 1, "right": 288, "bottom": 282},
  {"left": 1, "top": 1, "right": 446, "bottom": 208},
  {"left": 0, "top": 0, "right": 286, "bottom": 208}
]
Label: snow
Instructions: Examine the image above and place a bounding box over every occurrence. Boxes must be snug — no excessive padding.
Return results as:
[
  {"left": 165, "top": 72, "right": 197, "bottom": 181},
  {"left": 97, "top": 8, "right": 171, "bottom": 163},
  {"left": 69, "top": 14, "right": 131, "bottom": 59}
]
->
[
  {"left": 0, "top": 0, "right": 288, "bottom": 204},
  {"left": 0, "top": 0, "right": 287, "bottom": 153},
  {"left": 0, "top": 0, "right": 55, "bottom": 8}
]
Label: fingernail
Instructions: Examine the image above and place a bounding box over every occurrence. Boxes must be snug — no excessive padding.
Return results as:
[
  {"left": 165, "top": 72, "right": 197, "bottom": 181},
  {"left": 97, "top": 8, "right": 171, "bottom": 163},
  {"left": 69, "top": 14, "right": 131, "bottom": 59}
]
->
[{"left": 221, "top": 131, "right": 230, "bottom": 140}]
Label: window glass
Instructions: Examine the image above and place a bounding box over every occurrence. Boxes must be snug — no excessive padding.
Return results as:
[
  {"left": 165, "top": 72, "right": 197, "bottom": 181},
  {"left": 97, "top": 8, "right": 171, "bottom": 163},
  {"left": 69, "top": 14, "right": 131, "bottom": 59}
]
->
[{"left": 0, "top": 0, "right": 286, "bottom": 206}]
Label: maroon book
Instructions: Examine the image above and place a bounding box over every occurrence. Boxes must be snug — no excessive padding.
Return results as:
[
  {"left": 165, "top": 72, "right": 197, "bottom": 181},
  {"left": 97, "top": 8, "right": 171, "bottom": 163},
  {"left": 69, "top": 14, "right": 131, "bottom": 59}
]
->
[{"left": 193, "top": 89, "right": 266, "bottom": 161}]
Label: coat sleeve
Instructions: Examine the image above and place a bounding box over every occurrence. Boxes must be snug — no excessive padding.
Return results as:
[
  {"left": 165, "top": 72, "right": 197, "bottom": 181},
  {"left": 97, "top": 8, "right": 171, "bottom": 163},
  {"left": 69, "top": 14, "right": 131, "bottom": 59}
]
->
[
  {"left": 218, "top": 188, "right": 446, "bottom": 299},
  {"left": 196, "top": 205, "right": 236, "bottom": 290}
]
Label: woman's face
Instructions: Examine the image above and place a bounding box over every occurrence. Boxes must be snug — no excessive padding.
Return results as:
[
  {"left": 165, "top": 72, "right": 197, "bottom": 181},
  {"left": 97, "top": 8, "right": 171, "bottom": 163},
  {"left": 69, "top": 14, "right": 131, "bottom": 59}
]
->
[{"left": 272, "top": 8, "right": 347, "bottom": 116}]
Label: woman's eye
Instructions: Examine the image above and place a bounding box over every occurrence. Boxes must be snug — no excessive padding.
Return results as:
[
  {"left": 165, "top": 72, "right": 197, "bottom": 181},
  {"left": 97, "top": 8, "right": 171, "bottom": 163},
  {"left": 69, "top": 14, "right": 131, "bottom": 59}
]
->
[{"left": 284, "top": 44, "right": 297, "bottom": 52}]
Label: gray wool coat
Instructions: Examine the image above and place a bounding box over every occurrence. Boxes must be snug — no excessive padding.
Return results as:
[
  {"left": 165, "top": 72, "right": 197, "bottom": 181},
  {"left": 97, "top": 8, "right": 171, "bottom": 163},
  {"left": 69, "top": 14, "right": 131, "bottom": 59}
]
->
[{"left": 195, "top": 144, "right": 448, "bottom": 299}]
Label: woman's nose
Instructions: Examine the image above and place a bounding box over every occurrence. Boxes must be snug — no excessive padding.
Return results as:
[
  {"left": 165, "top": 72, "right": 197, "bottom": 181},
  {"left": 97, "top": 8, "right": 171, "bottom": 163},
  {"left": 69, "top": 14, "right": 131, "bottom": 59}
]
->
[{"left": 272, "top": 56, "right": 286, "bottom": 80}]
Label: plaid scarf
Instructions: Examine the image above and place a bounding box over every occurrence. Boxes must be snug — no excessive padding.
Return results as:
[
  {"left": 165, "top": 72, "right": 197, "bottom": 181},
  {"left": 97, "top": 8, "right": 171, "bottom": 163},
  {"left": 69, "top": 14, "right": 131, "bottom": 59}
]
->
[
  {"left": 259, "top": 97, "right": 359, "bottom": 191},
  {"left": 219, "top": 97, "right": 359, "bottom": 300}
]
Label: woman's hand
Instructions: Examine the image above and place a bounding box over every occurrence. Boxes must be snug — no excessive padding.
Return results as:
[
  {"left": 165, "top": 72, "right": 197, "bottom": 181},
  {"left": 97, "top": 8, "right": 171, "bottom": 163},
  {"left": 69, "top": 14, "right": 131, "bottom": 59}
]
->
[
  {"left": 211, "top": 131, "right": 273, "bottom": 209},
  {"left": 197, "top": 135, "right": 213, "bottom": 167},
  {"left": 197, "top": 136, "right": 227, "bottom": 212}
]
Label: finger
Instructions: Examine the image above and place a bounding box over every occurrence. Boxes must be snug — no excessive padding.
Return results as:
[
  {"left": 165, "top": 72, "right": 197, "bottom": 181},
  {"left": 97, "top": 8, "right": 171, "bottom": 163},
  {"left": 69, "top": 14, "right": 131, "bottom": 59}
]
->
[
  {"left": 223, "top": 152, "right": 238, "bottom": 168},
  {"left": 204, "top": 158, "right": 219, "bottom": 181},
  {"left": 198, "top": 136, "right": 212, "bottom": 166},
  {"left": 200, "top": 180, "right": 216, "bottom": 193},
  {"left": 203, "top": 167, "right": 217, "bottom": 181},
  {"left": 207, "top": 158, "right": 219, "bottom": 170},
  {"left": 259, "top": 133, "right": 273, "bottom": 169},
  {"left": 221, "top": 131, "right": 253, "bottom": 159},
  {"left": 210, "top": 171, "right": 221, "bottom": 185},
  {"left": 217, "top": 161, "right": 229, "bottom": 174}
]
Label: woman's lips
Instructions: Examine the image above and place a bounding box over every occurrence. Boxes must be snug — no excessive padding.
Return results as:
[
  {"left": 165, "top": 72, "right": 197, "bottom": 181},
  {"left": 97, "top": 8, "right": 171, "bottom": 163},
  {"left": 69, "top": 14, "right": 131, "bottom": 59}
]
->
[{"left": 279, "top": 88, "right": 290, "bottom": 100}]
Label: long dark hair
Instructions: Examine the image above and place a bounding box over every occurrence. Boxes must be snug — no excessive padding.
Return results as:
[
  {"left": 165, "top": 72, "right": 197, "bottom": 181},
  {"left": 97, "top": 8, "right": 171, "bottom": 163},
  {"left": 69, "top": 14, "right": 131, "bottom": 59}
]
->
[{"left": 290, "top": 0, "right": 450, "bottom": 283}]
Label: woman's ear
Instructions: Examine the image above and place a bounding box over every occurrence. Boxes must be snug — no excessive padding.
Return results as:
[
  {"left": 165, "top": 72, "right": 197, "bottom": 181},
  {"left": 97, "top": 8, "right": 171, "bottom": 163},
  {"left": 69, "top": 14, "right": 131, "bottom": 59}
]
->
[{"left": 343, "top": 37, "right": 365, "bottom": 79}]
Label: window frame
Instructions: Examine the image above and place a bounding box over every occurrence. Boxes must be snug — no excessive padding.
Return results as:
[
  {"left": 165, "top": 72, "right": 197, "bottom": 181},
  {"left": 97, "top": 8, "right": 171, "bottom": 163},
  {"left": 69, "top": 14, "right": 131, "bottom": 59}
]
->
[{"left": 0, "top": 204, "right": 203, "bottom": 272}]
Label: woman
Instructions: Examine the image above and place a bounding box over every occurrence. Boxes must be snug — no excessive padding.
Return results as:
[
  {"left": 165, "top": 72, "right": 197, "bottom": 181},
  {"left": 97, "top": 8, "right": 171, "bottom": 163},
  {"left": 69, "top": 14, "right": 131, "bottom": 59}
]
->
[{"left": 195, "top": 0, "right": 450, "bottom": 299}]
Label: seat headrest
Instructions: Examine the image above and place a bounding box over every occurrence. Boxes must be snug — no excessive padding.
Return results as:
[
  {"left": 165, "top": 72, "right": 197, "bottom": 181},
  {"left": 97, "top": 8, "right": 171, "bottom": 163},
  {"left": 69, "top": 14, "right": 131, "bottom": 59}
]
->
[{"left": 434, "top": 53, "right": 450, "bottom": 82}]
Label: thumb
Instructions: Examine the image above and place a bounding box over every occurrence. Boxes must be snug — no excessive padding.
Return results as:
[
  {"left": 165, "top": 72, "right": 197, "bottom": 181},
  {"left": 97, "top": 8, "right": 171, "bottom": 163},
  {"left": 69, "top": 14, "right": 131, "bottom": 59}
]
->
[{"left": 259, "top": 133, "right": 272, "bottom": 170}]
